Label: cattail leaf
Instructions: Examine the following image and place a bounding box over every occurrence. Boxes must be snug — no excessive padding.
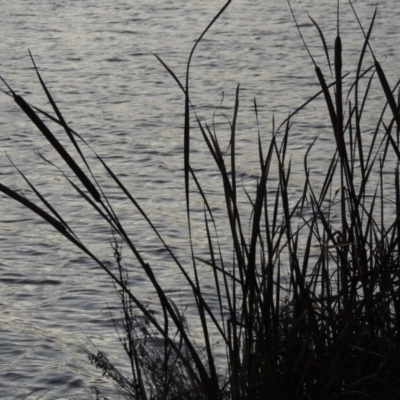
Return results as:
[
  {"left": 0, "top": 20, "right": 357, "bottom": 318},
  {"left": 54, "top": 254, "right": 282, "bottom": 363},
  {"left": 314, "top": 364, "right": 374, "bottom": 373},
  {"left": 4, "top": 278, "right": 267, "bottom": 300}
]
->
[
  {"left": 28, "top": 51, "right": 92, "bottom": 173},
  {"left": 0, "top": 182, "right": 66, "bottom": 234},
  {"left": 13, "top": 94, "right": 101, "bottom": 203},
  {"left": 309, "top": 15, "right": 332, "bottom": 76},
  {"left": 375, "top": 61, "right": 400, "bottom": 129}
]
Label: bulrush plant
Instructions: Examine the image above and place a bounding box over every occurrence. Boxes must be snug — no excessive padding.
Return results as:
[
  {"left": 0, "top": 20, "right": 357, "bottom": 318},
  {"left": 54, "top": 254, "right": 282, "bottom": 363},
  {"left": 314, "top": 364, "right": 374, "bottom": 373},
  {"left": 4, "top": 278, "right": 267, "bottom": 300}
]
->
[{"left": 2, "top": 1, "right": 400, "bottom": 398}]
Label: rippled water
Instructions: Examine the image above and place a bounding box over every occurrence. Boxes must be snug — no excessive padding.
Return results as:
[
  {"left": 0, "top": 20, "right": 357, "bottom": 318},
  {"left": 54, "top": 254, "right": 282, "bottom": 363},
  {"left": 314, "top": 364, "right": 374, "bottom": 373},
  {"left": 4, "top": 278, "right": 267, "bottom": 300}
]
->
[{"left": 1, "top": 0, "right": 400, "bottom": 398}]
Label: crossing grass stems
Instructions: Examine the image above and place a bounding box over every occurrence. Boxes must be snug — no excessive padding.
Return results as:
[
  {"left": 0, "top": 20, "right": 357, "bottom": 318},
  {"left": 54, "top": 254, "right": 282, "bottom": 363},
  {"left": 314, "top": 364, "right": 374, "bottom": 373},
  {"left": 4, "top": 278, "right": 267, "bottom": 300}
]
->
[{"left": 2, "top": 1, "right": 400, "bottom": 399}]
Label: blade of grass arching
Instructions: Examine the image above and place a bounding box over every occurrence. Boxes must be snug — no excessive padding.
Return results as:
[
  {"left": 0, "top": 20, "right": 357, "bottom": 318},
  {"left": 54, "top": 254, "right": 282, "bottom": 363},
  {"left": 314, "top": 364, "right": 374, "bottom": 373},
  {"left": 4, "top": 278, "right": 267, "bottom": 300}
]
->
[
  {"left": 350, "top": 3, "right": 376, "bottom": 91},
  {"left": 349, "top": 4, "right": 377, "bottom": 176},
  {"left": 318, "top": 153, "right": 338, "bottom": 207},
  {"left": 349, "top": 1, "right": 377, "bottom": 139},
  {"left": 28, "top": 79, "right": 121, "bottom": 247},
  {"left": 288, "top": 0, "right": 339, "bottom": 144},
  {"left": 28, "top": 51, "right": 92, "bottom": 174},
  {"left": 303, "top": 135, "right": 318, "bottom": 183},
  {"left": 358, "top": 71, "right": 378, "bottom": 122},
  {"left": 31, "top": 105, "right": 85, "bottom": 144},
  {"left": 37, "top": 153, "right": 124, "bottom": 241},
  {"left": 189, "top": 165, "right": 217, "bottom": 227},
  {"left": 0, "top": 182, "right": 69, "bottom": 235},
  {"left": 7, "top": 155, "right": 79, "bottom": 242},
  {"left": 357, "top": 80, "right": 400, "bottom": 163},
  {"left": 0, "top": 182, "right": 132, "bottom": 300},
  {"left": 20, "top": 66, "right": 224, "bottom": 269},
  {"left": 99, "top": 152, "right": 181, "bottom": 254},
  {"left": 288, "top": 1, "right": 316, "bottom": 68},
  {"left": 58, "top": 153, "right": 152, "bottom": 276},
  {"left": 384, "top": 120, "right": 400, "bottom": 163},
  {"left": 0, "top": 84, "right": 85, "bottom": 146},
  {"left": 153, "top": 53, "right": 185, "bottom": 95},
  {"left": 316, "top": 66, "right": 341, "bottom": 152},
  {"left": 351, "top": 3, "right": 400, "bottom": 129},
  {"left": 357, "top": 130, "right": 388, "bottom": 212},
  {"left": 277, "top": 72, "right": 350, "bottom": 133},
  {"left": 355, "top": 72, "right": 375, "bottom": 176},
  {"left": 364, "top": 102, "right": 391, "bottom": 173},
  {"left": 183, "top": 0, "right": 231, "bottom": 231},
  {"left": 376, "top": 63, "right": 400, "bottom": 129},
  {"left": 309, "top": 15, "right": 333, "bottom": 77},
  {"left": 243, "top": 185, "right": 256, "bottom": 222},
  {"left": 279, "top": 118, "right": 291, "bottom": 165},
  {"left": 194, "top": 257, "right": 241, "bottom": 284},
  {"left": 0, "top": 77, "right": 101, "bottom": 203},
  {"left": 346, "top": 65, "right": 374, "bottom": 110},
  {"left": 349, "top": 1, "right": 377, "bottom": 68}
]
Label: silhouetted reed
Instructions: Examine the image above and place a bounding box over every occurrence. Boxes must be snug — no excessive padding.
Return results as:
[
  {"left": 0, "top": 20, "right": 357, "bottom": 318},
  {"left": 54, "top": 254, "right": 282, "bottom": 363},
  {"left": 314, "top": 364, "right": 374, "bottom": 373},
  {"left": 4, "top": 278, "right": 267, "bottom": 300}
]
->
[{"left": 2, "top": 1, "right": 400, "bottom": 399}]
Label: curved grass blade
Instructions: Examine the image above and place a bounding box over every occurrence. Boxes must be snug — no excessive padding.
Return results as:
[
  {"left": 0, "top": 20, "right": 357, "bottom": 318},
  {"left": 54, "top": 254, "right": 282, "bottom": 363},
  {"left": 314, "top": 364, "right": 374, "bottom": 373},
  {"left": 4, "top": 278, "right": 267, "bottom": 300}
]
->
[
  {"left": 28, "top": 51, "right": 91, "bottom": 173},
  {"left": 0, "top": 76, "right": 101, "bottom": 203}
]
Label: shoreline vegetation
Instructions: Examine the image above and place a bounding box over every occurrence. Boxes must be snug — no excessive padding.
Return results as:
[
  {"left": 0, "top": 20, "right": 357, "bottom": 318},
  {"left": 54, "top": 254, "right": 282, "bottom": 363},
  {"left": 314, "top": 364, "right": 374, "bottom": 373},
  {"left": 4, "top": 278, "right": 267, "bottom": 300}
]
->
[{"left": 2, "top": 1, "right": 400, "bottom": 399}]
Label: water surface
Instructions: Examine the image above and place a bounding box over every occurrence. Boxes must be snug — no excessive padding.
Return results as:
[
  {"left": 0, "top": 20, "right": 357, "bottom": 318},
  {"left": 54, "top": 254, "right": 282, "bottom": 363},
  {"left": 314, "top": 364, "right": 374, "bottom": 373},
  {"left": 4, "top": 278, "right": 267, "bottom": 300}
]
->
[{"left": 0, "top": 1, "right": 400, "bottom": 398}]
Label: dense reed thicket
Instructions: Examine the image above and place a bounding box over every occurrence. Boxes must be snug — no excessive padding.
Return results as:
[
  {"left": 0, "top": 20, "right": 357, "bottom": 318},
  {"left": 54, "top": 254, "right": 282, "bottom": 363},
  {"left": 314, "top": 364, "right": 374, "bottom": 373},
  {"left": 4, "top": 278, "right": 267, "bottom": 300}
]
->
[{"left": 2, "top": 1, "right": 400, "bottom": 399}]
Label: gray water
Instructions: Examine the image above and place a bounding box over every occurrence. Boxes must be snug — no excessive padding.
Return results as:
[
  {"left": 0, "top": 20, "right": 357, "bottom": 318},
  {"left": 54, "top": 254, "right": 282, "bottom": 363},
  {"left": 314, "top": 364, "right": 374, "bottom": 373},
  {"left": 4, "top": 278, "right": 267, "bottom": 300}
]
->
[{"left": 1, "top": 0, "right": 400, "bottom": 398}]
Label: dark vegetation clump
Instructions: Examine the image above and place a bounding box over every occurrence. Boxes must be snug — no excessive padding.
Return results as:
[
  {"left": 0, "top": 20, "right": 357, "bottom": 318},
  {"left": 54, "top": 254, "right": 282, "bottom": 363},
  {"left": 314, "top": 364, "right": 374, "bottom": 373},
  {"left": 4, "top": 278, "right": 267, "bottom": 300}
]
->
[{"left": 2, "top": 1, "right": 400, "bottom": 399}]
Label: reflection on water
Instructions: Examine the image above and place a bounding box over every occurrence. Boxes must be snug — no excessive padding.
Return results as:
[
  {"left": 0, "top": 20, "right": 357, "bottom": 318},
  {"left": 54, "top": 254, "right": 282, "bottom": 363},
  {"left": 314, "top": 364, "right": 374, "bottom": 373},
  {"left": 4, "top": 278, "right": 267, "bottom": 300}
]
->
[{"left": 0, "top": 0, "right": 399, "bottom": 397}]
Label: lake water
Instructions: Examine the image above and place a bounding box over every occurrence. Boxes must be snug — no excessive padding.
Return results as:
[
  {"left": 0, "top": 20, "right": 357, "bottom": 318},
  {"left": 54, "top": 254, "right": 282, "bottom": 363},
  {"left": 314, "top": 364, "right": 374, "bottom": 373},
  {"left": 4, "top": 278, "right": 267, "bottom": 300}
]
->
[{"left": 1, "top": 0, "right": 400, "bottom": 398}]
